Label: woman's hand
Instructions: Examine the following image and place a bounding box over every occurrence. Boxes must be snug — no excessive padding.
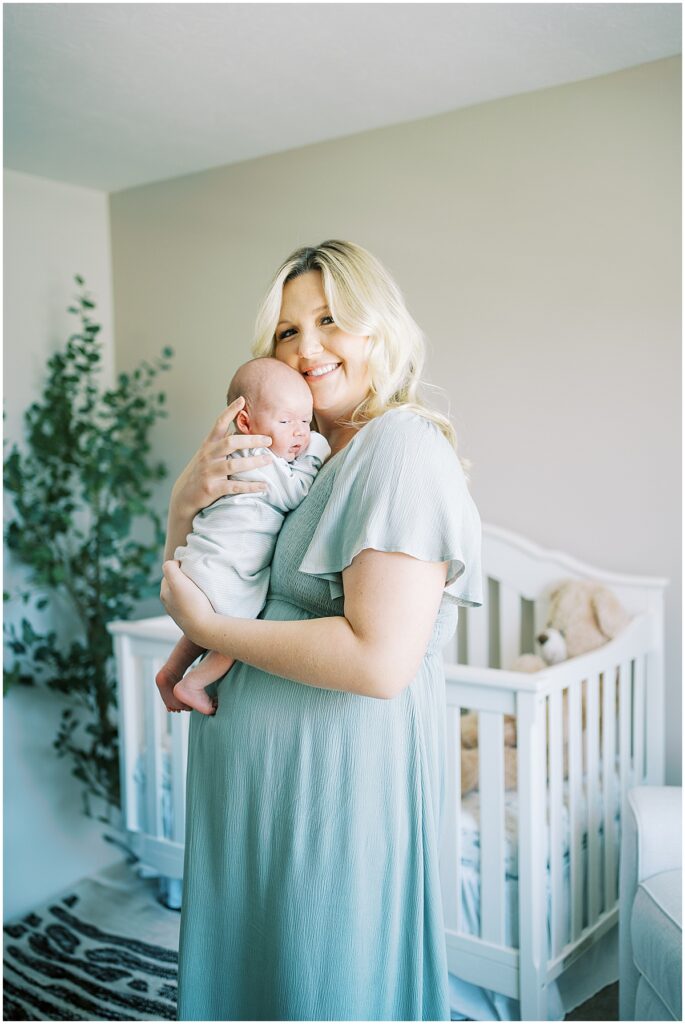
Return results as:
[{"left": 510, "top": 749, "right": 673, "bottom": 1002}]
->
[
  {"left": 161, "top": 560, "right": 218, "bottom": 647},
  {"left": 164, "top": 396, "right": 273, "bottom": 558},
  {"left": 172, "top": 396, "right": 273, "bottom": 518}
]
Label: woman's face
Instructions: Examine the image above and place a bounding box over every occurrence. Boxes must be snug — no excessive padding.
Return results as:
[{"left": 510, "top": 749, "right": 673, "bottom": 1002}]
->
[{"left": 273, "top": 271, "right": 372, "bottom": 422}]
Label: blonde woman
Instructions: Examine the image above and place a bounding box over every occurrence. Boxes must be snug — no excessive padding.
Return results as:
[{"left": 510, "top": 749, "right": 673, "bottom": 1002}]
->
[{"left": 160, "top": 240, "right": 484, "bottom": 1021}]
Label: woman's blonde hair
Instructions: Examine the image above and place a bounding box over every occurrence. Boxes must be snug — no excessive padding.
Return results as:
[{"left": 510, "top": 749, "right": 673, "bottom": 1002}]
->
[{"left": 251, "top": 239, "right": 472, "bottom": 480}]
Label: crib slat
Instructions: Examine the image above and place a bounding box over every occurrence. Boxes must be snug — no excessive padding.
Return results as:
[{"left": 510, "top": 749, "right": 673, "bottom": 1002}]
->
[
  {"left": 478, "top": 712, "right": 505, "bottom": 945},
  {"left": 567, "top": 678, "right": 583, "bottom": 941},
  {"left": 548, "top": 689, "right": 564, "bottom": 957},
  {"left": 170, "top": 703, "right": 189, "bottom": 844},
  {"left": 619, "top": 660, "right": 632, "bottom": 818},
  {"left": 142, "top": 657, "right": 164, "bottom": 839},
  {"left": 644, "top": 595, "right": 666, "bottom": 784},
  {"left": 466, "top": 585, "right": 488, "bottom": 667},
  {"left": 586, "top": 673, "right": 601, "bottom": 924},
  {"left": 499, "top": 582, "right": 521, "bottom": 669},
  {"left": 602, "top": 668, "right": 617, "bottom": 909},
  {"left": 633, "top": 655, "right": 645, "bottom": 785},
  {"left": 517, "top": 690, "right": 548, "bottom": 1020},
  {"left": 151, "top": 656, "right": 172, "bottom": 843},
  {"left": 440, "top": 705, "right": 462, "bottom": 933},
  {"left": 115, "top": 635, "right": 143, "bottom": 834}
]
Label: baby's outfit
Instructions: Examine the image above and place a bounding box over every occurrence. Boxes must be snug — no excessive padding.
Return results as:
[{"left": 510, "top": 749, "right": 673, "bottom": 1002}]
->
[{"left": 174, "top": 432, "right": 331, "bottom": 617}]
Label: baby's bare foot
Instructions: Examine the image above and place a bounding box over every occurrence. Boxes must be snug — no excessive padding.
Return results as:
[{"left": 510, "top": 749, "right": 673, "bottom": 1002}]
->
[
  {"left": 173, "top": 679, "right": 218, "bottom": 716},
  {"left": 156, "top": 663, "right": 193, "bottom": 712}
]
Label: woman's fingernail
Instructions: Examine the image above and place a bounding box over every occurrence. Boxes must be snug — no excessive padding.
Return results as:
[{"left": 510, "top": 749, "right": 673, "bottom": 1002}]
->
[{"left": 263, "top": 437, "right": 272, "bottom": 444}]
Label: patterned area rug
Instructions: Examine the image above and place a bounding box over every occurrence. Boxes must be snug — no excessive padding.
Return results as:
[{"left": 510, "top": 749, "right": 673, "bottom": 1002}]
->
[
  {"left": 3, "top": 860, "right": 180, "bottom": 1021},
  {"left": 4, "top": 860, "right": 619, "bottom": 1022}
]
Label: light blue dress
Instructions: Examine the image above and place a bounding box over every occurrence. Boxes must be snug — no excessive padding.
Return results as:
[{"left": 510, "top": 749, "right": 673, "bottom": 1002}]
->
[{"left": 176, "top": 408, "right": 483, "bottom": 1022}]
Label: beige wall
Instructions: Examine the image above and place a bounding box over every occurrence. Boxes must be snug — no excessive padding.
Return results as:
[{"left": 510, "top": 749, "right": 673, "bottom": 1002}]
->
[
  {"left": 3, "top": 169, "right": 122, "bottom": 919},
  {"left": 110, "top": 57, "right": 681, "bottom": 783}
]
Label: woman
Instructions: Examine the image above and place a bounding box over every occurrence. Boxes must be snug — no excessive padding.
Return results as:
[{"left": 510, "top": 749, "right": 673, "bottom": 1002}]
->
[{"left": 160, "top": 240, "right": 483, "bottom": 1021}]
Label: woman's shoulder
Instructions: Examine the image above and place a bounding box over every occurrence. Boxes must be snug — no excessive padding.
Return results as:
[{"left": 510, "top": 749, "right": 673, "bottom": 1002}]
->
[
  {"left": 352, "top": 406, "right": 461, "bottom": 469},
  {"left": 357, "top": 406, "right": 446, "bottom": 445},
  {"left": 323, "top": 407, "right": 470, "bottom": 512}
]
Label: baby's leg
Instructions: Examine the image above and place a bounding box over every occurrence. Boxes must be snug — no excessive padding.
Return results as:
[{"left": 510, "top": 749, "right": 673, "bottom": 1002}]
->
[
  {"left": 173, "top": 652, "right": 235, "bottom": 715},
  {"left": 155, "top": 635, "right": 206, "bottom": 712}
]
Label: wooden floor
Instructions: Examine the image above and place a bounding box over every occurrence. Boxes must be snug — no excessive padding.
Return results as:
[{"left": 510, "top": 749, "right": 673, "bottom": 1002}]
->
[{"left": 565, "top": 981, "right": 618, "bottom": 1020}]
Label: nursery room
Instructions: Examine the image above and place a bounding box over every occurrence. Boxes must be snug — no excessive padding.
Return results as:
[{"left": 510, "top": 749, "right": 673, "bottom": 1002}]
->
[{"left": 3, "top": 3, "right": 682, "bottom": 1022}]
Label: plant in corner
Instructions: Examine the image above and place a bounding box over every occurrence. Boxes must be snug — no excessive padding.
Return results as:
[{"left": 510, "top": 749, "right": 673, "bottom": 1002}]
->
[{"left": 4, "top": 275, "right": 173, "bottom": 821}]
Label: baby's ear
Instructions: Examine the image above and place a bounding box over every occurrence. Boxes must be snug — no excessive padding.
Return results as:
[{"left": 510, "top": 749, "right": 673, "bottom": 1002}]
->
[{"left": 235, "top": 408, "right": 251, "bottom": 434}]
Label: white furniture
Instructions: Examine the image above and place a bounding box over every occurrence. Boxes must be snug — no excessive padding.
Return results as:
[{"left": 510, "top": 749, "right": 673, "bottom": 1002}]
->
[
  {"left": 109, "top": 522, "right": 668, "bottom": 1020},
  {"left": 618, "top": 786, "right": 682, "bottom": 1021}
]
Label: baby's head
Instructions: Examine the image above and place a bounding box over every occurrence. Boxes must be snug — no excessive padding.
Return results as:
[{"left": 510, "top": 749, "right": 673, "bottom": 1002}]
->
[{"left": 227, "top": 357, "right": 313, "bottom": 461}]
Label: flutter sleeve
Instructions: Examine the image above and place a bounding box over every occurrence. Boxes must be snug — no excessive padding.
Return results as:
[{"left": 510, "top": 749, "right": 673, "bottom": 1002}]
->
[{"left": 298, "top": 408, "right": 484, "bottom": 606}]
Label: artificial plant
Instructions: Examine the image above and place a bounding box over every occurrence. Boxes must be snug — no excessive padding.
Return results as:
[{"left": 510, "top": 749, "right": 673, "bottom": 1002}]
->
[{"left": 4, "top": 275, "right": 173, "bottom": 820}]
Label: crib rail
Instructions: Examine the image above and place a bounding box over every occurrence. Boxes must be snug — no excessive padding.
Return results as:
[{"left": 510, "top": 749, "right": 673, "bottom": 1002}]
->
[{"left": 440, "top": 607, "right": 660, "bottom": 1017}]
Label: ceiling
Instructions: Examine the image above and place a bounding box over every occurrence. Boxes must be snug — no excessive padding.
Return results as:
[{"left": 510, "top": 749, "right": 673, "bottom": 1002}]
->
[{"left": 4, "top": 3, "right": 681, "bottom": 194}]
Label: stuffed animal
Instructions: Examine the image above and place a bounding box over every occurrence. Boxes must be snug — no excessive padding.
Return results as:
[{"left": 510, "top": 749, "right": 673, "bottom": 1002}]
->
[{"left": 459, "top": 580, "right": 632, "bottom": 796}]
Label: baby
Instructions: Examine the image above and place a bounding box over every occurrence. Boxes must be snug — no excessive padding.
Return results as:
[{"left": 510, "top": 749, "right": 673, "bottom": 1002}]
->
[{"left": 156, "top": 357, "right": 330, "bottom": 715}]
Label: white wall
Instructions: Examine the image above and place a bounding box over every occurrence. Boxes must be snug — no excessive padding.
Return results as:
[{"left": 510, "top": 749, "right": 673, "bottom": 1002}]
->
[
  {"left": 110, "top": 57, "right": 681, "bottom": 783},
  {"left": 3, "top": 169, "right": 123, "bottom": 920}
]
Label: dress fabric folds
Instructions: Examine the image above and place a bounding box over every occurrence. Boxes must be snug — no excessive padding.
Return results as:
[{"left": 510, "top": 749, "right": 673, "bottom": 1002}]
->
[{"left": 176, "top": 408, "right": 483, "bottom": 1021}]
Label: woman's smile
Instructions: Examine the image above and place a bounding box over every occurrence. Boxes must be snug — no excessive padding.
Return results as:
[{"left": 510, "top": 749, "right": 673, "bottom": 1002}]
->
[{"left": 301, "top": 362, "right": 341, "bottom": 380}]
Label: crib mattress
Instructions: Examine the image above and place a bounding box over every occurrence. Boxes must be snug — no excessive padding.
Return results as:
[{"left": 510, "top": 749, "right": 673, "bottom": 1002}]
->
[
  {"left": 458, "top": 760, "right": 622, "bottom": 876},
  {"left": 450, "top": 764, "right": 621, "bottom": 1020}
]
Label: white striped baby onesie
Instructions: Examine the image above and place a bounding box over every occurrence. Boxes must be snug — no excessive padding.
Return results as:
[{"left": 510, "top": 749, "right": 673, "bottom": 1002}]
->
[{"left": 174, "top": 432, "right": 331, "bottom": 617}]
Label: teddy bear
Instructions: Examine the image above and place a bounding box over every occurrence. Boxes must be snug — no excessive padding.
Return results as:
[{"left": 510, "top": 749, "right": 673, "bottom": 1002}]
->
[{"left": 459, "top": 580, "right": 632, "bottom": 796}]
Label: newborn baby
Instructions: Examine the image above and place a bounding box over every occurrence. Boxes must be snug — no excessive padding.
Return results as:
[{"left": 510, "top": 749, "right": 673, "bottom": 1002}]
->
[{"left": 157, "top": 356, "right": 330, "bottom": 714}]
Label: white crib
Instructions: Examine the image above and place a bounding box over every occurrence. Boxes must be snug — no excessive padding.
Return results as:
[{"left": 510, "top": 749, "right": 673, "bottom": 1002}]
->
[{"left": 108, "top": 522, "right": 668, "bottom": 1021}]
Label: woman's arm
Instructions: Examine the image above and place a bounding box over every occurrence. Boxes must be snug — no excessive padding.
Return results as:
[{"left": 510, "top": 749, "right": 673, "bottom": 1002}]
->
[
  {"left": 164, "top": 398, "right": 275, "bottom": 559},
  {"left": 161, "top": 549, "right": 448, "bottom": 699}
]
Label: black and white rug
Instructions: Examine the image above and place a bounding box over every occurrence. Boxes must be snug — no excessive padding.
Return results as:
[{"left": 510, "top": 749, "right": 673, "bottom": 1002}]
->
[
  {"left": 4, "top": 861, "right": 619, "bottom": 1022},
  {"left": 3, "top": 861, "right": 181, "bottom": 1021}
]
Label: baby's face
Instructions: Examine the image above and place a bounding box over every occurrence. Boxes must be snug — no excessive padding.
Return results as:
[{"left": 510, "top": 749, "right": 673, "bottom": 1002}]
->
[{"left": 248, "top": 389, "right": 313, "bottom": 461}]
